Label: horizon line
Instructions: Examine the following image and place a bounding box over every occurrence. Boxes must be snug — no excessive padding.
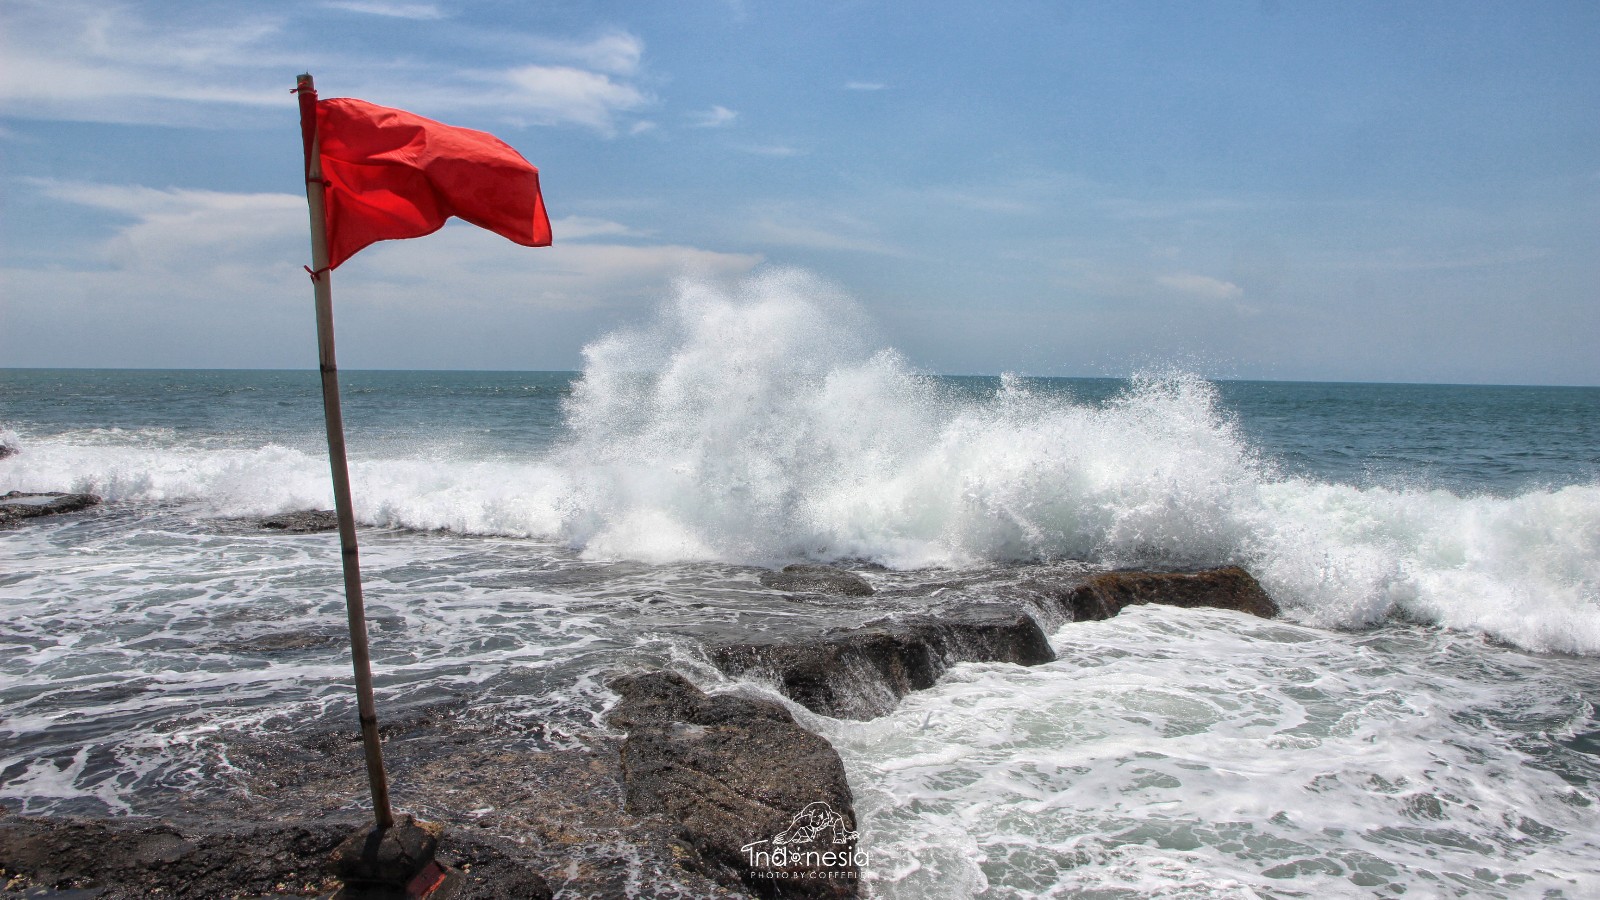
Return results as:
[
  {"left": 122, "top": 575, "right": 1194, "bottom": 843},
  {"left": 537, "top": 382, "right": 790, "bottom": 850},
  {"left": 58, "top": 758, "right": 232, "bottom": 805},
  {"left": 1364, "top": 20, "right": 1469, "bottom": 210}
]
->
[{"left": 2, "top": 366, "right": 1596, "bottom": 391}]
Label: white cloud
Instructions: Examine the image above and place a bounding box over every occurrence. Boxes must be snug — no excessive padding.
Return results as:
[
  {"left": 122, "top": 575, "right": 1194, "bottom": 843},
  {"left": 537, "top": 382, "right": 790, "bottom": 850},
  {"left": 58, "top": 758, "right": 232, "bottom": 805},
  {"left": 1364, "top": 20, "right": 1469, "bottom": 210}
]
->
[
  {"left": 690, "top": 105, "right": 739, "bottom": 128},
  {"left": 0, "top": 3, "right": 289, "bottom": 125},
  {"left": 1156, "top": 273, "right": 1244, "bottom": 300},
  {"left": 31, "top": 180, "right": 306, "bottom": 269},
  {"left": 1331, "top": 246, "right": 1553, "bottom": 273},
  {"left": 325, "top": 1, "right": 447, "bottom": 20},
  {"left": 844, "top": 81, "right": 888, "bottom": 91},
  {"left": 736, "top": 143, "right": 802, "bottom": 157},
  {"left": 526, "top": 32, "right": 644, "bottom": 76},
  {"left": 499, "top": 65, "right": 648, "bottom": 134},
  {"left": 1098, "top": 196, "right": 1259, "bottom": 221},
  {"left": 0, "top": 2, "right": 653, "bottom": 134},
  {"left": 336, "top": 225, "right": 763, "bottom": 311},
  {"left": 746, "top": 212, "right": 905, "bottom": 257},
  {"left": 552, "top": 217, "right": 645, "bottom": 240},
  {"left": 1, "top": 180, "right": 761, "bottom": 367}
]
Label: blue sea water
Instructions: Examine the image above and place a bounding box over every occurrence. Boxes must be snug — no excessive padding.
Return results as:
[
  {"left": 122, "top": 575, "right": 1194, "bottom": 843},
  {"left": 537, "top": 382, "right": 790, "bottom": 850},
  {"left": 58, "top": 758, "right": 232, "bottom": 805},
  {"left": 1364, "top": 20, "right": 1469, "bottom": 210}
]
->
[{"left": 2, "top": 275, "right": 1598, "bottom": 897}]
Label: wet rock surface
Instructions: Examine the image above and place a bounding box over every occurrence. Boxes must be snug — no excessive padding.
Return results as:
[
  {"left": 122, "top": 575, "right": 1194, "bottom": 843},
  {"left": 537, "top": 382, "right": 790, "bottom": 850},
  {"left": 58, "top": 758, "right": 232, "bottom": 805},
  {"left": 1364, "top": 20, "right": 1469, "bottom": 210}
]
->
[
  {"left": 0, "top": 492, "right": 101, "bottom": 527},
  {"left": 1012, "top": 565, "right": 1280, "bottom": 621},
  {"left": 0, "top": 815, "right": 356, "bottom": 899},
  {"left": 0, "top": 700, "right": 743, "bottom": 900},
  {"left": 259, "top": 510, "right": 341, "bottom": 533},
  {"left": 709, "top": 603, "right": 1056, "bottom": 720},
  {"left": 758, "top": 565, "right": 875, "bottom": 598},
  {"left": 608, "top": 672, "right": 860, "bottom": 898}
]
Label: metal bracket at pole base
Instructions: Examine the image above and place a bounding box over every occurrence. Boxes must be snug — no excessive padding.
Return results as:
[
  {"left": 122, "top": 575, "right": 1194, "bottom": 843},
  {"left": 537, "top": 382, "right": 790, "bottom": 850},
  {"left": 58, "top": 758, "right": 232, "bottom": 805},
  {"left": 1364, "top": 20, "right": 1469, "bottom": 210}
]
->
[{"left": 328, "top": 816, "right": 465, "bottom": 899}]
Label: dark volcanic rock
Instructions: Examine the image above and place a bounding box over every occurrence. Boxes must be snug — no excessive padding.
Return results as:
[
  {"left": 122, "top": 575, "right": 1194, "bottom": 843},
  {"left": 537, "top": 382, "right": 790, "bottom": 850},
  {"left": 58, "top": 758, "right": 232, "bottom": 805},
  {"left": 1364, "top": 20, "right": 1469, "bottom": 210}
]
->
[
  {"left": 0, "top": 813, "right": 554, "bottom": 900},
  {"left": 0, "top": 815, "right": 355, "bottom": 899},
  {"left": 259, "top": 509, "right": 340, "bottom": 533},
  {"left": 0, "top": 700, "right": 750, "bottom": 899},
  {"left": 1015, "top": 565, "right": 1280, "bottom": 621},
  {"left": 709, "top": 604, "right": 1055, "bottom": 720},
  {"left": 0, "top": 491, "right": 101, "bottom": 526},
  {"left": 758, "top": 565, "right": 874, "bottom": 597},
  {"left": 608, "top": 671, "right": 860, "bottom": 898},
  {"left": 0, "top": 443, "right": 14, "bottom": 459},
  {"left": 712, "top": 568, "right": 1275, "bottom": 721}
]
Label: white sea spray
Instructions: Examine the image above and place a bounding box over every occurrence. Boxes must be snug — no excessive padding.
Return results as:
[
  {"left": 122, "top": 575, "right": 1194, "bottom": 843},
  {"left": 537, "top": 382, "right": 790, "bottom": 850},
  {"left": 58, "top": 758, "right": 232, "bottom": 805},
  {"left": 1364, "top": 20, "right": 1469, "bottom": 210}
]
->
[{"left": 2, "top": 270, "right": 1596, "bottom": 654}]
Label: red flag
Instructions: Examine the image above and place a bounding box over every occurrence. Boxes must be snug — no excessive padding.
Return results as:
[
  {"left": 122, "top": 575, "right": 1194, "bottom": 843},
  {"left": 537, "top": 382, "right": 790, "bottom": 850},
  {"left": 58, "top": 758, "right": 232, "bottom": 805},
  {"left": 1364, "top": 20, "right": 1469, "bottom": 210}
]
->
[{"left": 311, "top": 98, "right": 551, "bottom": 269}]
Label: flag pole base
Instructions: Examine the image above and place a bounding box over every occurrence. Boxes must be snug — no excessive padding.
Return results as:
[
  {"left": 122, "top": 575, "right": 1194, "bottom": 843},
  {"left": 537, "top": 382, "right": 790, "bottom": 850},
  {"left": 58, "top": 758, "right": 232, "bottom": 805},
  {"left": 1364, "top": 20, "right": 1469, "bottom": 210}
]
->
[{"left": 329, "top": 815, "right": 464, "bottom": 899}]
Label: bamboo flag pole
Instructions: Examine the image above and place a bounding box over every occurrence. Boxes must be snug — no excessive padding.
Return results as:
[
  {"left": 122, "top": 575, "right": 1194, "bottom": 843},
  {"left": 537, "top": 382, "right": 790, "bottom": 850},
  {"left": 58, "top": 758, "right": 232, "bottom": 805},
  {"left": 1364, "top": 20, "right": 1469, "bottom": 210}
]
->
[{"left": 296, "top": 73, "right": 395, "bottom": 831}]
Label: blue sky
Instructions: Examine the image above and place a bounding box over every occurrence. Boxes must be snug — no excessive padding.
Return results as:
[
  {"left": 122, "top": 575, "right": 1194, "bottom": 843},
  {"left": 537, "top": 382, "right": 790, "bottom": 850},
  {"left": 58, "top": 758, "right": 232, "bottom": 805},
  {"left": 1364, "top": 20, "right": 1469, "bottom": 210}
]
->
[{"left": 2, "top": 0, "right": 1597, "bottom": 384}]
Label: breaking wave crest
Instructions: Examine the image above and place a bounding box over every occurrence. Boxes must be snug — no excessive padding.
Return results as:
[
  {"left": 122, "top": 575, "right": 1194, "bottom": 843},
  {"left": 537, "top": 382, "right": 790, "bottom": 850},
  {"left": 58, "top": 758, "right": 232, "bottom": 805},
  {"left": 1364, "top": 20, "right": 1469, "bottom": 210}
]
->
[{"left": 3, "top": 270, "right": 1597, "bottom": 652}]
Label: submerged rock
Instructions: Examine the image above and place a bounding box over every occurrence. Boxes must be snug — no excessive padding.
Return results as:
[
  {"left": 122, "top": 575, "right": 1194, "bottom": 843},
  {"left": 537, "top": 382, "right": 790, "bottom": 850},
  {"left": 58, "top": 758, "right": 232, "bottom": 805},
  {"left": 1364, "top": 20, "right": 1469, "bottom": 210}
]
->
[
  {"left": 709, "top": 604, "right": 1055, "bottom": 720},
  {"left": 1015, "top": 565, "right": 1279, "bottom": 621},
  {"left": 217, "top": 628, "right": 347, "bottom": 654},
  {"left": 758, "top": 565, "right": 875, "bottom": 597},
  {"left": 0, "top": 491, "right": 100, "bottom": 526},
  {"left": 609, "top": 671, "right": 861, "bottom": 898},
  {"left": 259, "top": 509, "right": 340, "bottom": 533}
]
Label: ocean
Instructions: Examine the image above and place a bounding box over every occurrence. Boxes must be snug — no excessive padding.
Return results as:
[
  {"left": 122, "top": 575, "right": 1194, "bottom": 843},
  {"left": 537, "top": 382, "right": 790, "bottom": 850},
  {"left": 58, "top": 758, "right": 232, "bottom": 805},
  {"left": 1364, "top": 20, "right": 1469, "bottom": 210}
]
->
[{"left": 3, "top": 282, "right": 1599, "bottom": 897}]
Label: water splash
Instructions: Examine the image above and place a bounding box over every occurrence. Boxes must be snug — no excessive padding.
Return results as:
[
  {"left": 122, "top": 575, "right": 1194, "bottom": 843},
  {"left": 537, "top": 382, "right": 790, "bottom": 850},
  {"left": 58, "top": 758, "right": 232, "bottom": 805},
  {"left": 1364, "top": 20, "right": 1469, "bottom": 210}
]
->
[{"left": 3, "top": 270, "right": 1597, "bottom": 652}]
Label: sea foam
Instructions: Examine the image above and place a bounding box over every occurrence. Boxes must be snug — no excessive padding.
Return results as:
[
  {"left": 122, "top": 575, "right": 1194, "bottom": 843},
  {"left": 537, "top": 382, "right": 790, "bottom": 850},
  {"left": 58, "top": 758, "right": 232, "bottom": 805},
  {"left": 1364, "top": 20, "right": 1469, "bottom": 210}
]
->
[{"left": 2, "top": 270, "right": 1597, "bottom": 652}]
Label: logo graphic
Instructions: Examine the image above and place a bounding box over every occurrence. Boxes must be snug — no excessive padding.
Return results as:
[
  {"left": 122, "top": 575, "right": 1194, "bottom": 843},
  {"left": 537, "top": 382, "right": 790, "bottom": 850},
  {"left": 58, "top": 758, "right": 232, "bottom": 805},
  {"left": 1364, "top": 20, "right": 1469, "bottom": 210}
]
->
[
  {"left": 773, "top": 801, "right": 859, "bottom": 846},
  {"left": 741, "top": 801, "right": 867, "bottom": 882}
]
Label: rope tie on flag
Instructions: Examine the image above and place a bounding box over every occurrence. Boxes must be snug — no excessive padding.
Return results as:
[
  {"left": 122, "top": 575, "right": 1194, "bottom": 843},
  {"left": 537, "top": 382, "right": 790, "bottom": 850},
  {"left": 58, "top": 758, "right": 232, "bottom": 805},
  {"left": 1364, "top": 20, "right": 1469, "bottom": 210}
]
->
[{"left": 305, "top": 265, "right": 330, "bottom": 283}]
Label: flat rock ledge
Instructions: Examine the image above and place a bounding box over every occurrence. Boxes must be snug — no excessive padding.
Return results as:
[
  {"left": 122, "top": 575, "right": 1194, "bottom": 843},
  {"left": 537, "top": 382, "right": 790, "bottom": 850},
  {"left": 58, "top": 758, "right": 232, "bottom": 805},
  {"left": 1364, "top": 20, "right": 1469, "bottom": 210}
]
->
[
  {"left": 608, "top": 671, "right": 861, "bottom": 899},
  {"left": 0, "top": 491, "right": 100, "bottom": 527},
  {"left": 710, "top": 566, "right": 1278, "bottom": 720},
  {"left": 0, "top": 816, "right": 361, "bottom": 900},
  {"left": 259, "top": 510, "right": 341, "bottom": 533},
  {"left": 758, "top": 565, "right": 875, "bottom": 598}
]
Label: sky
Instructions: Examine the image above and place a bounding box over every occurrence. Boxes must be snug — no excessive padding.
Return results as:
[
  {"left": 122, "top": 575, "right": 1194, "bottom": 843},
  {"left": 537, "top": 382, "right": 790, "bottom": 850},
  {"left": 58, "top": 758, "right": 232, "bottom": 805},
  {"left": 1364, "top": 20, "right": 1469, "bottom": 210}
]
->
[{"left": 1, "top": 0, "right": 1597, "bottom": 384}]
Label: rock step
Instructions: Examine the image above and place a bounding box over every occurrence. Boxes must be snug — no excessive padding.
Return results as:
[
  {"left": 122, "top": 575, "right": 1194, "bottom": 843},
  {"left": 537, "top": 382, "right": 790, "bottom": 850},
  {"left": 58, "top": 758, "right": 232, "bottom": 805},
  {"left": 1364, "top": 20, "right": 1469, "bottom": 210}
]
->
[
  {"left": 710, "top": 605, "right": 1052, "bottom": 721},
  {"left": 708, "top": 566, "right": 1278, "bottom": 721}
]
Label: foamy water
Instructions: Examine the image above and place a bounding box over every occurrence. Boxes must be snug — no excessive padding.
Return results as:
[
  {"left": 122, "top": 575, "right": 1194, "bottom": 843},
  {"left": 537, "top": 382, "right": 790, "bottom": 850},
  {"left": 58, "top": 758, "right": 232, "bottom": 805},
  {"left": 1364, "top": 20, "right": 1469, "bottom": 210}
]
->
[
  {"left": 818, "top": 606, "right": 1600, "bottom": 898},
  {"left": 3, "top": 271, "right": 1599, "bottom": 896}
]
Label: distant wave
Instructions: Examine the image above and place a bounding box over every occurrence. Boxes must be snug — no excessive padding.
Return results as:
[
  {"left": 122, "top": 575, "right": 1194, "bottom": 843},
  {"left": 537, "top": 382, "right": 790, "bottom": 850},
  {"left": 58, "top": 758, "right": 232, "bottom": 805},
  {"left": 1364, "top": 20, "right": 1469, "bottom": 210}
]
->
[{"left": 4, "top": 270, "right": 1597, "bottom": 653}]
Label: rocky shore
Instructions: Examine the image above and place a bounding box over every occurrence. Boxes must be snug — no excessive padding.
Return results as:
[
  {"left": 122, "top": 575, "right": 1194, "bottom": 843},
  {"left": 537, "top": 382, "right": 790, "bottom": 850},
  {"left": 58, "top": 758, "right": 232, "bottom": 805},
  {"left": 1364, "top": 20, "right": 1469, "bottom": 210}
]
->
[{"left": 0, "top": 501, "right": 1280, "bottom": 899}]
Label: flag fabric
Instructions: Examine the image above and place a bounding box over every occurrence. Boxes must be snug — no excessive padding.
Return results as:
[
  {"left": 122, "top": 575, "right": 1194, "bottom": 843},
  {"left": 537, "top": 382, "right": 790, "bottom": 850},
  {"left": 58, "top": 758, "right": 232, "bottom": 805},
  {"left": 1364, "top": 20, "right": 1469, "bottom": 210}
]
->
[{"left": 312, "top": 98, "right": 551, "bottom": 269}]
